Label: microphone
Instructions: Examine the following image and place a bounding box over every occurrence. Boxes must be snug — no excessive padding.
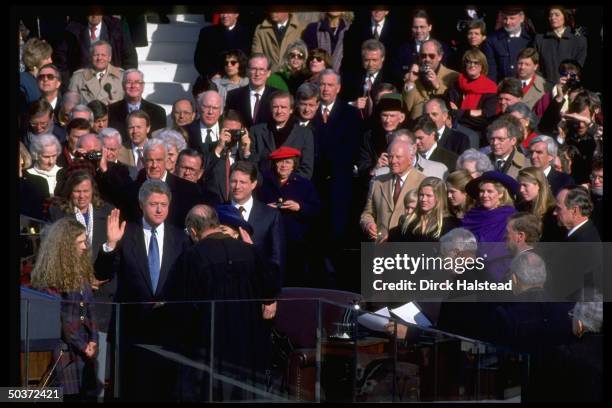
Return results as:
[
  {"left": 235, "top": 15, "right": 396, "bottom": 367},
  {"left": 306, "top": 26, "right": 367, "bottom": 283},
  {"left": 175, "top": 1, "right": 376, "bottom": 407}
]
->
[
  {"left": 363, "top": 78, "right": 372, "bottom": 97},
  {"left": 104, "top": 83, "right": 113, "bottom": 101}
]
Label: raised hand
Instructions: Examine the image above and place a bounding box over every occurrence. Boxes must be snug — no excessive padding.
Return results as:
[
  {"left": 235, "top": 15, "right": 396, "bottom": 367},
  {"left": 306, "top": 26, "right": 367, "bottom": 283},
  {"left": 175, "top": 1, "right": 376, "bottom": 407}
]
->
[{"left": 106, "top": 208, "right": 126, "bottom": 250}]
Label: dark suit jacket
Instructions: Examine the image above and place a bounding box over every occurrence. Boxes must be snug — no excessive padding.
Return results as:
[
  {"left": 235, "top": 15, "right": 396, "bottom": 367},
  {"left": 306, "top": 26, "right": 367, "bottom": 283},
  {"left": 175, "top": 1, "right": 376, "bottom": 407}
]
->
[
  {"left": 438, "top": 126, "right": 470, "bottom": 155},
  {"left": 429, "top": 145, "right": 458, "bottom": 172},
  {"left": 547, "top": 168, "right": 575, "bottom": 196},
  {"left": 193, "top": 23, "right": 252, "bottom": 79},
  {"left": 246, "top": 200, "right": 285, "bottom": 289},
  {"left": 94, "top": 221, "right": 190, "bottom": 341},
  {"left": 108, "top": 98, "right": 167, "bottom": 141},
  {"left": 55, "top": 15, "right": 138, "bottom": 79},
  {"left": 566, "top": 219, "right": 601, "bottom": 242},
  {"left": 340, "top": 68, "right": 391, "bottom": 103},
  {"left": 482, "top": 28, "right": 533, "bottom": 83},
  {"left": 247, "top": 118, "right": 314, "bottom": 179},
  {"left": 341, "top": 13, "right": 402, "bottom": 80},
  {"left": 20, "top": 173, "right": 50, "bottom": 220},
  {"left": 225, "top": 85, "right": 277, "bottom": 129}
]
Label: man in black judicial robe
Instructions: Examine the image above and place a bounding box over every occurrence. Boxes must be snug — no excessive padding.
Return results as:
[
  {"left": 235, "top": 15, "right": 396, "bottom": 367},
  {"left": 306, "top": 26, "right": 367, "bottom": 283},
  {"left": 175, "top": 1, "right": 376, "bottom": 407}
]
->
[{"left": 164, "top": 204, "right": 280, "bottom": 401}]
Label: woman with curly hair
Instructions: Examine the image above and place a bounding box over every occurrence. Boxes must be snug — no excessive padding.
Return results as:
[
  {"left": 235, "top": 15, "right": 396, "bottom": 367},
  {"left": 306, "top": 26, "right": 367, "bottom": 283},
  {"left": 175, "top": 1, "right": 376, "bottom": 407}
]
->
[
  {"left": 30, "top": 217, "right": 99, "bottom": 401},
  {"left": 211, "top": 49, "right": 249, "bottom": 106},
  {"left": 388, "top": 177, "right": 460, "bottom": 242},
  {"left": 48, "top": 170, "right": 114, "bottom": 261}
]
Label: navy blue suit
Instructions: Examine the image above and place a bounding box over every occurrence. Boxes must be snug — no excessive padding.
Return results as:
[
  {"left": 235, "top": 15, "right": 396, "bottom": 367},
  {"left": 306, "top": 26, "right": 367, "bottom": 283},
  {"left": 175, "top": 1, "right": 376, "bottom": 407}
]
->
[
  {"left": 94, "top": 221, "right": 190, "bottom": 401},
  {"left": 245, "top": 199, "right": 285, "bottom": 290},
  {"left": 311, "top": 99, "right": 361, "bottom": 243},
  {"left": 482, "top": 29, "right": 533, "bottom": 82},
  {"left": 108, "top": 98, "right": 167, "bottom": 141}
]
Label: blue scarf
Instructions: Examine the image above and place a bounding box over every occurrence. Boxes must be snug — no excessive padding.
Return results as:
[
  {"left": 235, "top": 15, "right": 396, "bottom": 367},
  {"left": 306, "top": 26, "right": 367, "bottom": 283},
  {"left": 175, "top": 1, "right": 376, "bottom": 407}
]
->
[{"left": 462, "top": 205, "right": 517, "bottom": 242}]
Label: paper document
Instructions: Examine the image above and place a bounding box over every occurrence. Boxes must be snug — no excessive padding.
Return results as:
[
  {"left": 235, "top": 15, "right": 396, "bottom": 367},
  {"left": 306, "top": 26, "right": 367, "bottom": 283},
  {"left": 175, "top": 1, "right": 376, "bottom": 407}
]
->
[
  {"left": 357, "top": 307, "right": 391, "bottom": 332},
  {"left": 390, "top": 302, "right": 432, "bottom": 328}
]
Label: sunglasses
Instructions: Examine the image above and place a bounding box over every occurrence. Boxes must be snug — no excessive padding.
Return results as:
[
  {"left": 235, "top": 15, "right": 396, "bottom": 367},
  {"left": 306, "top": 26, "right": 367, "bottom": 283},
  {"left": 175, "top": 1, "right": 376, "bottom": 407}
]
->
[
  {"left": 37, "top": 73, "right": 57, "bottom": 81},
  {"left": 289, "top": 52, "right": 305, "bottom": 60},
  {"left": 464, "top": 59, "right": 481, "bottom": 66},
  {"left": 225, "top": 60, "right": 238, "bottom": 66},
  {"left": 309, "top": 56, "right": 324, "bottom": 63},
  {"left": 419, "top": 53, "right": 437, "bottom": 60}
]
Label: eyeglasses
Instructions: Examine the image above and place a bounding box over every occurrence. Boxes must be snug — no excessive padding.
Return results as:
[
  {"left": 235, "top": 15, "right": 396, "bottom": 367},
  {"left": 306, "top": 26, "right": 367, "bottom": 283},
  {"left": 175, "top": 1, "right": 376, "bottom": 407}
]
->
[
  {"left": 419, "top": 53, "right": 437, "bottom": 60},
  {"left": 590, "top": 174, "right": 604, "bottom": 181},
  {"left": 179, "top": 165, "right": 200, "bottom": 173},
  {"left": 225, "top": 60, "right": 238, "bottom": 66},
  {"left": 29, "top": 119, "right": 50, "bottom": 128},
  {"left": 289, "top": 52, "right": 305, "bottom": 60},
  {"left": 125, "top": 81, "right": 144, "bottom": 86},
  {"left": 37, "top": 73, "right": 57, "bottom": 81},
  {"left": 309, "top": 56, "right": 324, "bottom": 63},
  {"left": 464, "top": 59, "right": 481, "bottom": 66}
]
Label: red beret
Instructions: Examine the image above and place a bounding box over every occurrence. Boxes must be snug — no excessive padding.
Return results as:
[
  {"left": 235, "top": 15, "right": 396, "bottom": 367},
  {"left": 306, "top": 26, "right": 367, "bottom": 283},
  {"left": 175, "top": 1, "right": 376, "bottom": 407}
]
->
[{"left": 269, "top": 146, "right": 301, "bottom": 160}]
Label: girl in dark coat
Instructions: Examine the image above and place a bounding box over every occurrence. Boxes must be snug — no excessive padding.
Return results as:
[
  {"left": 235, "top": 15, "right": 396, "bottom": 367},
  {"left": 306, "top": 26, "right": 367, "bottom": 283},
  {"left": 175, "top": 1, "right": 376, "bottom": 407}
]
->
[
  {"left": 257, "top": 146, "right": 321, "bottom": 287},
  {"left": 30, "top": 218, "right": 99, "bottom": 401}
]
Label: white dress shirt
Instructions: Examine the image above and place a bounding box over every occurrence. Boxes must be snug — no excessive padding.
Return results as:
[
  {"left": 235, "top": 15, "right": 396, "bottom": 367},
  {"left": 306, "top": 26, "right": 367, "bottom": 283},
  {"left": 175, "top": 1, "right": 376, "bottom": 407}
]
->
[
  {"left": 127, "top": 102, "right": 141, "bottom": 113},
  {"left": 371, "top": 17, "right": 385, "bottom": 37},
  {"left": 423, "top": 142, "right": 438, "bottom": 160},
  {"left": 321, "top": 101, "right": 336, "bottom": 116},
  {"left": 199, "top": 121, "right": 220, "bottom": 143},
  {"left": 89, "top": 22, "right": 102, "bottom": 41},
  {"left": 391, "top": 172, "right": 410, "bottom": 198},
  {"left": 250, "top": 87, "right": 266, "bottom": 119},
  {"left": 543, "top": 166, "right": 552, "bottom": 177},
  {"left": 232, "top": 196, "right": 254, "bottom": 221},
  {"left": 143, "top": 218, "right": 165, "bottom": 263}
]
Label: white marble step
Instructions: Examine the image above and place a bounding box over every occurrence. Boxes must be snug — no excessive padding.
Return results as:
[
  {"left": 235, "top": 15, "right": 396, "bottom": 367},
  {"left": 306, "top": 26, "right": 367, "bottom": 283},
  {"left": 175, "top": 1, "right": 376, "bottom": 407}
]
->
[
  {"left": 138, "top": 61, "right": 199, "bottom": 84},
  {"left": 145, "top": 22, "right": 205, "bottom": 42},
  {"left": 142, "top": 82, "right": 192, "bottom": 106},
  {"left": 136, "top": 41, "right": 198, "bottom": 63}
]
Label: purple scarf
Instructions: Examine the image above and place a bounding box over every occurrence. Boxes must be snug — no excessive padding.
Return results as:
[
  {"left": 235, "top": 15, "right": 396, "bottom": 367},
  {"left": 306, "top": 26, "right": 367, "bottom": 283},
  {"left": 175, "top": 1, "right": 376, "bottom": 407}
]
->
[{"left": 461, "top": 205, "right": 517, "bottom": 242}]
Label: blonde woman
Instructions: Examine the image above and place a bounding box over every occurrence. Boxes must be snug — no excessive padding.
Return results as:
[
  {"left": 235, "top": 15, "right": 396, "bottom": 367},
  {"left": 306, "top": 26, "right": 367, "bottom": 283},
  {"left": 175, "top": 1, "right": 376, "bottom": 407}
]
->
[
  {"left": 388, "top": 177, "right": 460, "bottom": 242},
  {"left": 517, "top": 167, "right": 562, "bottom": 241},
  {"left": 30, "top": 218, "right": 99, "bottom": 401},
  {"left": 446, "top": 169, "right": 475, "bottom": 219}
]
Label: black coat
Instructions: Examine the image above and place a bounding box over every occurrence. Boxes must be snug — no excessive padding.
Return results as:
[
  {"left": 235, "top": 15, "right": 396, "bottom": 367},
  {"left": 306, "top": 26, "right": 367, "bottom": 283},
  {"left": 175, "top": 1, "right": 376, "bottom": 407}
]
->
[
  {"left": 534, "top": 29, "right": 588, "bottom": 83},
  {"left": 193, "top": 23, "right": 252, "bottom": 79},
  {"left": 20, "top": 173, "right": 50, "bottom": 220},
  {"left": 311, "top": 99, "right": 362, "bottom": 242},
  {"left": 438, "top": 126, "right": 470, "bottom": 155},
  {"left": 565, "top": 219, "right": 601, "bottom": 243},
  {"left": 55, "top": 15, "right": 138, "bottom": 79},
  {"left": 340, "top": 68, "right": 392, "bottom": 104},
  {"left": 546, "top": 168, "right": 575, "bottom": 196},
  {"left": 482, "top": 28, "right": 533, "bottom": 82},
  {"left": 108, "top": 98, "right": 167, "bottom": 141},
  {"left": 387, "top": 215, "right": 461, "bottom": 242},
  {"left": 429, "top": 145, "right": 458, "bottom": 172},
  {"left": 247, "top": 118, "right": 314, "bottom": 179},
  {"left": 224, "top": 85, "right": 277, "bottom": 129},
  {"left": 163, "top": 232, "right": 279, "bottom": 401}
]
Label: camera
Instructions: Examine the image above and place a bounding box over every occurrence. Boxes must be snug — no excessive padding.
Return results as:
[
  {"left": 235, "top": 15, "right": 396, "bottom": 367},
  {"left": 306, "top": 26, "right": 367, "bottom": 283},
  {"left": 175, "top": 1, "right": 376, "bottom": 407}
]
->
[
  {"left": 419, "top": 62, "right": 431, "bottom": 80},
  {"left": 228, "top": 128, "right": 246, "bottom": 144},
  {"left": 75, "top": 150, "right": 102, "bottom": 161},
  {"left": 276, "top": 198, "right": 284, "bottom": 209}
]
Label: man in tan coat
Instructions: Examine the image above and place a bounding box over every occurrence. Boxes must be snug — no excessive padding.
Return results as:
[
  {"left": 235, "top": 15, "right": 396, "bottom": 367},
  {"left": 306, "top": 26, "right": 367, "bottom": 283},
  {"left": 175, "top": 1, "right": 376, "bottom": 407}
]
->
[
  {"left": 68, "top": 40, "right": 124, "bottom": 105},
  {"left": 252, "top": 12, "right": 303, "bottom": 73},
  {"left": 403, "top": 39, "right": 458, "bottom": 120},
  {"left": 360, "top": 139, "right": 426, "bottom": 241},
  {"left": 487, "top": 115, "right": 527, "bottom": 179}
]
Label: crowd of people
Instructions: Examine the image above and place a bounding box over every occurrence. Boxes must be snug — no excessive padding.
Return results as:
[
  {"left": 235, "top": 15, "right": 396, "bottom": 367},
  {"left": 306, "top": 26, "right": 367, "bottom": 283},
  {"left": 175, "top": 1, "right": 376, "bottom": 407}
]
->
[{"left": 19, "top": 5, "right": 603, "bottom": 402}]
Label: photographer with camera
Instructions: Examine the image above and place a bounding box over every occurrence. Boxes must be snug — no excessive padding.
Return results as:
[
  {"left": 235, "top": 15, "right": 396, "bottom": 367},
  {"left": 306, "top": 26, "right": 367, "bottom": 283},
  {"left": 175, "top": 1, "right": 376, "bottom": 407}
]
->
[
  {"left": 403, "top": 39, "right": 459, "bottom": 121},
  {"left": 202, "top": 109, "right": 252, "bottom": 203},
  {"left": 54, "top": 132, "right": 103, "bottom": 196}
]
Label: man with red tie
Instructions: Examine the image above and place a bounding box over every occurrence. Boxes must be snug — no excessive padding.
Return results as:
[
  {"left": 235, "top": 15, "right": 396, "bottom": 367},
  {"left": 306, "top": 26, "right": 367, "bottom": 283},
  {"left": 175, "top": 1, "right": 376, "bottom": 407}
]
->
[
  {"left": 516, "top": 48, "right": 553, "bottom": 109},
  {"left": 360, "top": 139, "right": 426, "bottom": 241}
]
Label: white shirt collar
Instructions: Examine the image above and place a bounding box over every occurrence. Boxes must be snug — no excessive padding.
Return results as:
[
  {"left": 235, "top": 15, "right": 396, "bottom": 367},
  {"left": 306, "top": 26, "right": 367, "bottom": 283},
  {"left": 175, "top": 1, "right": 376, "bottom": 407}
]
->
[
  {"left": 250, "top": 86, "right": 265, "bottom": 95},
  {"left": 227, "top": 23, "right": 236, "bottom": 31},
  {"left": 509, "top": 29, "right": 522, "bottom": 38},
  {"left": 543, "top": 166, "right": 552, "bottom": 177},
  {"left": 567, "top": 218, "right": 589, "bottom": 238},
  {"left": 90, "top": 22, "right": 102, "bottom": 39},
  {"left": 423, "top": 142, "right": 438, "bottom": 160},
  {"left": 232, "top": 195, "right": 254, "bottom": 221},
  {"left": 321, "top": 101, "right": 335, "bottom": 114},
  {"left": 277, "top": 20, "right": 288, "bottom": 30},
  {"left": 199, "top": 121, "right": 219, "bottom": 141},
  {"left": 366, "top": 71, "right": 379, "bottom": 82},
  {"left": 146, "top": 171, "right": 168, "bottom": 183},
  {"left": 128, "top": 102, "right": 141, "bottom": 112},
  {"left": 372, "top": 17, "right": 385, "bottom": 29},
  {"left": 437, "top": 125, "right": 446, "bottom": 141}
]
